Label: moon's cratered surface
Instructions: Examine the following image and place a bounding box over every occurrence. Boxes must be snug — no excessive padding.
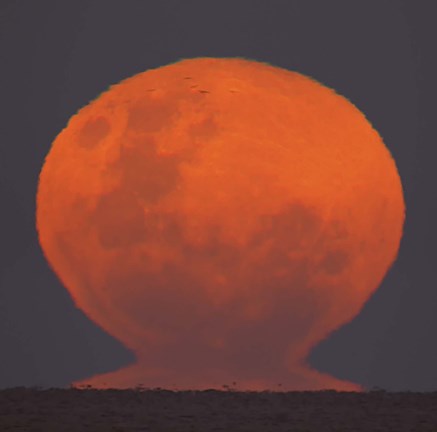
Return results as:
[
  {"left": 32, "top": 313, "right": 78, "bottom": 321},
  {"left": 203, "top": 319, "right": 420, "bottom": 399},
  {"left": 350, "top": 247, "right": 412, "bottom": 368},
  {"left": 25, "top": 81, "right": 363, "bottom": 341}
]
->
[{"left": 36, "top": 57, "right": 405, "bottom": 391}]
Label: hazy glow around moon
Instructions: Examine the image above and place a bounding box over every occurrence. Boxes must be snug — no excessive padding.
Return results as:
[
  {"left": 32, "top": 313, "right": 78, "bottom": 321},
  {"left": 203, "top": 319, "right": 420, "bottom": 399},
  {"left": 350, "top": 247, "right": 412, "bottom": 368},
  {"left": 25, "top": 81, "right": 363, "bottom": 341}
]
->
[{"left": 36, "top": 57, "right": 405, "bottom": 391}]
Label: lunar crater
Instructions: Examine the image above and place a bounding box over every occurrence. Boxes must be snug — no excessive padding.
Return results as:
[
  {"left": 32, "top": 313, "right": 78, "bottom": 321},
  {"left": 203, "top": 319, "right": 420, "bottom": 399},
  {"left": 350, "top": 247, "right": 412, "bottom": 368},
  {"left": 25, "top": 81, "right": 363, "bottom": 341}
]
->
[{"left": 77, "top": 116, "right": 110, "bottom": 149}]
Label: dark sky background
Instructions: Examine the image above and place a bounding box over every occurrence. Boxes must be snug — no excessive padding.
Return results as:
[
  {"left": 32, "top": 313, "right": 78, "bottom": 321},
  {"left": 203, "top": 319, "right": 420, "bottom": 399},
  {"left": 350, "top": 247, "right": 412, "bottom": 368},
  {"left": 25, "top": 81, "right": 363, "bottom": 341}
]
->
[{"left": 0, "top": 0, "right": 435, "bottom": 391}]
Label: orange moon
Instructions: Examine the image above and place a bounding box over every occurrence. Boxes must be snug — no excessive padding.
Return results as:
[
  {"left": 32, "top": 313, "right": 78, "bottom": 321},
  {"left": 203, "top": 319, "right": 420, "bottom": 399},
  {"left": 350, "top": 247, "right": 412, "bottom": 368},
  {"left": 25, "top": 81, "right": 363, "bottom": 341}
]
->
[{"left": 36, "top": 57, "right": 405, "bottom": 392}]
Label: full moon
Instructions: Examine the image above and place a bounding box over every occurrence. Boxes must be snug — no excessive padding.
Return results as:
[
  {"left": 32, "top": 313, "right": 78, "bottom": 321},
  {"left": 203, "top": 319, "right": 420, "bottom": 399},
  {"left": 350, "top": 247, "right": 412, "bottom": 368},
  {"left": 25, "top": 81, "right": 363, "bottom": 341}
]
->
[{"left": 36, "top": 57, "right": 405, "bottom": 391}]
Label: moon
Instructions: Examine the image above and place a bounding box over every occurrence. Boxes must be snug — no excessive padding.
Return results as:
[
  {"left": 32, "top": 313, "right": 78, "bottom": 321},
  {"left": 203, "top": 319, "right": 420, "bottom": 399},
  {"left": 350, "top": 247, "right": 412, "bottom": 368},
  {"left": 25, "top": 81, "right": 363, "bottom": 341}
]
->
[{"left": 36, "top": 57, "right": 405, "bottom": 391}]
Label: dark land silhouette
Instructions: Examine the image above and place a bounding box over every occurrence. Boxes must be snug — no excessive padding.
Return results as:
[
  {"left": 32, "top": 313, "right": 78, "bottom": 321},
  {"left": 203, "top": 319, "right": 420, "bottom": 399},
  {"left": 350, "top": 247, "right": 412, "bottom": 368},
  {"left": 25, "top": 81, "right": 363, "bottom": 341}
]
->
[{"left": 1, "top": 387, "right": 436, "bottom": 431}]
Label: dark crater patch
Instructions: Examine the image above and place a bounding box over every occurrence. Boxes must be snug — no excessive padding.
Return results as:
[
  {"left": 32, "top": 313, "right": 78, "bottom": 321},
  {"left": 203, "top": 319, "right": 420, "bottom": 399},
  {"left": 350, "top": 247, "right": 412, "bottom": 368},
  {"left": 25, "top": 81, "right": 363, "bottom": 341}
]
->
[
  {"left": 93, "top": 190, "right": 149, "bottom": 249},
  {"left": 250, "top": 203, "right": 322, "bottom": 252},
  {"left": 319, "top": 249, "right": 350, "bottom": 274},
  {"left": 127, "top": 98, "right": 178, "bottom": 133},
  {"left": 94, "top": 134, "right": 195, "bottom": 250},
  {"left": 188, "top": 115, "right": 218, "bottom": 140},
  {"left": 77, "top": 116, "right": 109, "bottom": 149}
]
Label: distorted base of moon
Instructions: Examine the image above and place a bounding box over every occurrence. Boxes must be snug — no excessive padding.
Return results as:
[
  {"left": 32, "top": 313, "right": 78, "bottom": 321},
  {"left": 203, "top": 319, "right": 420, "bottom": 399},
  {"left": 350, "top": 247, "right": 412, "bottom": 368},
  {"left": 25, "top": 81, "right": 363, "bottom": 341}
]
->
[
  {"left": 36, "top": 57, "right": 405, "bottom": 391},
  {"left": 72, "top": 362, "right": 362, "bottom": 391}
]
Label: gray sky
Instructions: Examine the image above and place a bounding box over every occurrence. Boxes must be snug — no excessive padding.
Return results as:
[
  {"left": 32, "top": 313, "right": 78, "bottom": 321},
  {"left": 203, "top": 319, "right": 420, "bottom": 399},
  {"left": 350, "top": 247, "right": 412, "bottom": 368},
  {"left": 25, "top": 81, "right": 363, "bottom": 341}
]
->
[{"left": 0, "top": 0, "right": 435, "bottom": 391}]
